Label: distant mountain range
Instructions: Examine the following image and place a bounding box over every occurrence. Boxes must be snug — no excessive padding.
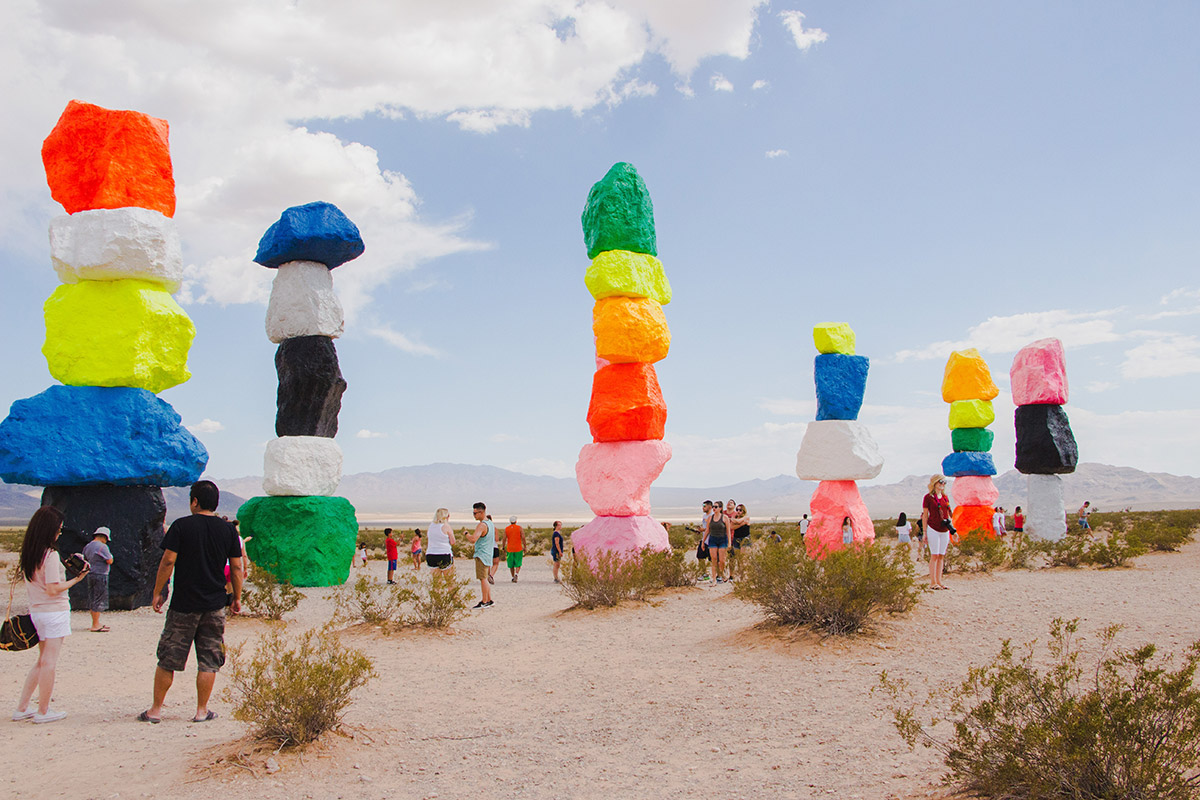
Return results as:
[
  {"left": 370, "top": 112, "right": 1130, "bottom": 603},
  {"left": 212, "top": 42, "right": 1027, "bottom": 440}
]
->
[{"left": 2, "top": 462, "right": 1195, "bottom": 526}]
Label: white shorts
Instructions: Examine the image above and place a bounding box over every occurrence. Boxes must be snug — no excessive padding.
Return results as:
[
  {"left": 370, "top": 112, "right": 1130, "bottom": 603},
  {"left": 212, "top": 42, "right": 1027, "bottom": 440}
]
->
[
  {"left": 927, "top": 530, "right": 951, "bottom": 556},
  {"left": 30, "top": 610, "right": 72, "bottom": 640}
]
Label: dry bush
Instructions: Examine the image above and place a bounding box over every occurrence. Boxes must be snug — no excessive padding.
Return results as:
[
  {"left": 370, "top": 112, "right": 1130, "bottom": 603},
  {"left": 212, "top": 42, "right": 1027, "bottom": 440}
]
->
[
  {"left": 1035, "top": 531, "right": 1091, "bottom": 568},
  {"left": 333, "top": 576, "right": 411, "bottom": 627},
  {"left": 560, "top": 546, "right": 695, "bottom": 609},
  {"left": 1085, "top": 530, "right": 1147, "bottom": 568},
  {"left": 403, "top": 571, "right": 472, "bottom": 629},
  {"left": 240, "top": 567, "right": 302, "bottom": 621},
  {"left": 943, "top": 534, "right": 1009, "bottom": 574}
]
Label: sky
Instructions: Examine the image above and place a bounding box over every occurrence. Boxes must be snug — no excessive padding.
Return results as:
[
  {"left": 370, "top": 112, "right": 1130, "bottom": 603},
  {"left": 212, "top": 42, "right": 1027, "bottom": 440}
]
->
[{"left": 1, "top": 1, "right": 1198, "bottom": 489}]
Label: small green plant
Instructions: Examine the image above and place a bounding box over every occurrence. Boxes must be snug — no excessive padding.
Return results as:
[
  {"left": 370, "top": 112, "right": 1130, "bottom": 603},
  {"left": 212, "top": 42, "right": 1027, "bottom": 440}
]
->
[
  {"left": 734, "top": 540, "right": 920, "bottom": 635},
  {"left": 240, "top": 567, "right": 302, "bottom": 621},
  {"left": 1006, "top": 534, "right": 1037, "bottom": 570},
  {"left": 1132, "top": 520, "right": 1194, "bottom": 552},
  {"left": 1085, "top": 530, "right": 1148, "bottom": 568},
  {"left": 334, "top": 576, "right": 412, "bottom": 627},
  {"left": 225, "top": 625, "right": 375, "bottom": 747},
  {"left": 403, "top": 571, "right": 472, "bottom": 629},
  {"left": 880, "top": 619, "right": 1200, "bottom": 799},
  {"left": 638, "top": 546, "right": 700, "bottom": 591},
  {"left": 1036, "top": 532, "right": 1090, "bottom": 568},
  {"left": 559, "top": 546, "right": 695, "bottom": 609},
  {"left": 943, "top": 533, "right": 1008, "bottom": 574}
]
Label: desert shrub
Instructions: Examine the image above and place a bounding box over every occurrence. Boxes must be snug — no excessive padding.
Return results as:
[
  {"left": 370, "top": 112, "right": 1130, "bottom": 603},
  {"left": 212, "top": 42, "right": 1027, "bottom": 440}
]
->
[
  {"left": 404, "top": 571, "right": 472, "bottom": 629},
  {"left": 334, "top": 576, "right": 412, "bottom": 626},
  {"left": 666, "top": 524, "right": 696, "bottom": 552},
  {"left": 1036, "top": 532, "right": 1090, "bottom": 568},
  {"left": 1086, "top": 530, "right": 1148, "bottom": 568},
  {"left": 1132, "top": 520, "right": 1194, "bottom": 552},
  {"left": 638, "top": 546, "right": 700, "bottom": 591},
  {"left": 943, "top": 534, "right": 1008, "bottom": 574},
  {"left": 880, "top": 618, "right": 1200, "bottom": 799},
  {"left": 1006, "top": 534, "right": 1038, "bottom": 570},
  {"left": 734, "top": 540, "right": 920, "bottom": 635},
  {"left": 225, "top": 625, "right": 375, "bottom": 747},
  {"left": 240, "top": 567, "right": 302, "bottom": 621},
  {"left": 560, "top": 546, "right": 696, "bottom": 609}
]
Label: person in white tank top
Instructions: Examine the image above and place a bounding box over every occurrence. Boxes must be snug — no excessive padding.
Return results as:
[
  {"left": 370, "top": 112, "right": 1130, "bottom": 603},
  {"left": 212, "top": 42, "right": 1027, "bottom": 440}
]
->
[{"left": 424, "top": 508, "right": 456, "bottom": 573}]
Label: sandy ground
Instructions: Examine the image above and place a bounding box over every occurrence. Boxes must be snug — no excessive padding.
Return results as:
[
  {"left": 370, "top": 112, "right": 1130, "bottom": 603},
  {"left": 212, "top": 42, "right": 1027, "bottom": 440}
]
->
[{"left": 4, "top": 540, "right": 1200, "bottom": 800}]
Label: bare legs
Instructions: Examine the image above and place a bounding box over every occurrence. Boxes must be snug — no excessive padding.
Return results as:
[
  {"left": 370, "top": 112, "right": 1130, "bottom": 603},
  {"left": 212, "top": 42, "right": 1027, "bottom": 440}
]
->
[
  {"left": 711, "top": 547, "right": 728, "bottom": 581},
  {"left": 17, "top": 637, "right": 63, "bottom": 715}
]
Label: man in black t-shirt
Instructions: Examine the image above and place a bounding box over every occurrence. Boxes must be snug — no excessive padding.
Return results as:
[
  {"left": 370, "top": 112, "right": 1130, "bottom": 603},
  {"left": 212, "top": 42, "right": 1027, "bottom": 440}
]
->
[{"left": 138, "top": 480, "right": 243, "bottom": 724}]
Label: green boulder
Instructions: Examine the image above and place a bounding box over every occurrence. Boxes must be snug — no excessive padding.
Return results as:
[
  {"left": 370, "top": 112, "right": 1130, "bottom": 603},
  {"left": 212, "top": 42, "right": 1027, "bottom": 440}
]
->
[
  {"left": 239, "top": 495, "right": 357, "bottom": 587},
  {"left": 582, "top": 162, "right": 657, "bottom": 260},
  {"left": 952, "top": 427, "right": 995, "bottom": 452}
]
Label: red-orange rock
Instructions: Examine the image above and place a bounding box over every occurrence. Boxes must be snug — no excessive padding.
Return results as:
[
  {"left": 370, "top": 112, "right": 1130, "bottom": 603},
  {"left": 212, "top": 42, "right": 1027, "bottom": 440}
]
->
[
  {"left": 42, "top": 100, "right": 175, "bottom": 217},
  {"left": 586, "top": 363, "right": 666, "bottom": 442},
  {"left": 952, "top": 505, "right": 996, "bottom": 539}
]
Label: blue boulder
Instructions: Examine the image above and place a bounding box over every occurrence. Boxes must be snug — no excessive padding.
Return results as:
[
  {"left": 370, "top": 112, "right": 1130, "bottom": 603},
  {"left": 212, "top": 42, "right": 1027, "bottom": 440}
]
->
[
  {"left": 0, "top": 386, "right": 208, "bottom": 486},
  {"left": 941, "top": 451, "right": 997, "bottom": 477},
  {"left": 814, "top": 354, "right": 869, "bottom": 421},
  {"left": 254, "top": 201, "right": 365, "bottom": 269}
]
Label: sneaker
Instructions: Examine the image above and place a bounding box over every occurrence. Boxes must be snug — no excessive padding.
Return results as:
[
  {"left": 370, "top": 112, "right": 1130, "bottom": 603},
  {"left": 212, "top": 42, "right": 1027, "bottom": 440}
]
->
[
  {"left": 33, "top": 710, "right": 67, "bottom": 724},
  {"left": 483, "top": 601, "right": 494, "bottom": 608},
  {"left": 472, "top": 601, "right": 486, "bottom": 609},
  {"left": 12, "top": 709, "right": 34, "bottom": 721}
]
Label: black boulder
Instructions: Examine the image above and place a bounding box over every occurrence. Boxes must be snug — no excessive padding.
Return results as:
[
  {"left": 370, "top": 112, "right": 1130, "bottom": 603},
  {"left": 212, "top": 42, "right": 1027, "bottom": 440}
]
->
[
  {"left": 275, "top": 335, "right": 347, "bottom": 438},
  {"left": 1014, "top": 404, "right": 1078, "bottom": 475}
]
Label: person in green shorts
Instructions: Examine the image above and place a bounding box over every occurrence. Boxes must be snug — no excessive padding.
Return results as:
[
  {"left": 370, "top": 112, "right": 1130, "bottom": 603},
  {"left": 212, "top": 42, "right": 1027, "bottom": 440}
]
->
[
  {"left": 504, "top": 515, "right": 524, "bottom": 582},
  {"left": 465, "top": 502, "right": 494, "bottom": 609}
]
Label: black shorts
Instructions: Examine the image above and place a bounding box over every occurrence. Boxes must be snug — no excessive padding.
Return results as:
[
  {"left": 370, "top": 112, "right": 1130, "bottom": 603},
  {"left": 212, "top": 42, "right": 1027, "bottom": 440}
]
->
[
  {"left": 492, "top": 547, "right": 500, "bottom": 560},
  {"left": 425, "top": 553, "right": 453, "bottom": 569}
]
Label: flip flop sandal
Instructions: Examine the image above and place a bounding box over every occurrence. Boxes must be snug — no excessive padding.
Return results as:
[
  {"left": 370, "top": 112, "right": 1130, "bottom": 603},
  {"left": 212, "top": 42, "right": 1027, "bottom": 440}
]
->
[
  {"left": 191, "top": 711, "right": 218, "bottom": 723},
  {"left": 90, "top": 625, "right": 110, "bottom": 633},
  {"left": 137, "top": 711, "right": 161, "bottom": 724}
]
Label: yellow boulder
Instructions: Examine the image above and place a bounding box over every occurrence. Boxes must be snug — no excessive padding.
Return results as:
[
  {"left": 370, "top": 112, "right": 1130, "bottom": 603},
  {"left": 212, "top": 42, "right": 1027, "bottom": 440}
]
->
[
  {"left": 942, "top": 348, "right": 999, "bottom": 402},
  {"left": 813, "top": 322, "right": 855, "bottom": 355},
  {"left": 585, "top": 250, "right": 671, "bottom": 305},
  {"left": 593, "top": 297, "right": 670, "bottom": 364},
  {"left": 948, "top": 399, "right": 995, "bottom": 430},
  {"left": 43, "top": 279, "right": 194, "bottom": 393}
]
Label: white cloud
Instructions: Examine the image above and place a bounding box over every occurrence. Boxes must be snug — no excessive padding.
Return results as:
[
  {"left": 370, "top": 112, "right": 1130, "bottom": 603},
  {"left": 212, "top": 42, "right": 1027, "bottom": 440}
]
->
[
  {"left": 505, "top": 457, "right": 572, "bottom": 478},
  {"left": 752, "top": 79, "right": 769, "bottom": 90},
  {"left": 490, "top": 433, "right": 521, "bottom": 443},
  {"left": 1144, "top": 287, "right": 1200, "bottom": 320},
  {"left": 186, "top": 418, "right": 225, "bottom": 434},
  {"left": 779, "top": 10, "right": 828, "bottom": 51},
  {"left": 1086, "top": 381, "right": 1118, "bottom": 393},
  {"left": 894, "top": 309, "right": 1123, "bottom": 362},
  {"left": 356, "top": 429, "right": 389, "bottom": 439},
  {"left": 765, "top": 148, "right": 789, "bottom": 158},
  {"left": 367, "top": 325, "right": 443, "bottom": 357},
  {"left": 711, "top": 73, "right": 734, "bottom": 92},
  {"left": 758, "top": 396, "right": 814, "bottom": 416},
  {"left": 1120, "top": 332, "right": 1200, "bottom": 379}
]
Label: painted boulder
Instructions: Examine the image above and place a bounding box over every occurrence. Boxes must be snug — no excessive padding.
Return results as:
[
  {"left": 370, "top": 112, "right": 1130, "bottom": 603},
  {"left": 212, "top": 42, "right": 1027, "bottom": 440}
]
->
[
  {"left": 1026, "top": 474, "right": 1067, "bottom": 541},
  {"left": 586, "top": 362, "right": 666, "bottom": 442},
  {"left": 239, "top": 495, "right": 358, "bottom": 586},
  {"left": 952, "top": 504, "right": 997, "bottom": 539},
  {"left": 49, "top": 207, "right": 182, "bottom": 292},
  {"left": 1014, "top": 404, "right": 1078, "bottom": 474},
  {"left": 575, "top": 440, "right": 672, "bottom": 517},
  {"left": 570, "top": 514, "right": 669, "bottom": 558},
  {"left": 1010, "top": 338, "right": 1068, "bottom": 406},
  {"left": 254, "top": 201, "right": 364, "bottom": 269},
  {"left": 951, "top": 427, "right": 995, "bottom": 452},
  {"left": 941, "top": 451, "right": 997, "bottom": 477},
  {"left": 812, "top": 322, "right": 856, "bottom": 355},
  {"left": 948, "top": 399, "right": 995, "bottom": 430},
  {"left": 593, "top": 296, "right": 670, "bottom": 364},
  {"left": 951, "top": 475, "right": 999, "bottom": 507},
  {"left": 276, "top": 335, "right": 346, "bottom": 438},
  {"left": 805, "top": 480, "right": 874, "bottom": 558},
  {"left": 266, "top": 260, "right": 345, "bottom": 343},
  {"left": 585, "top": 250, "right": 671, "bottom": 305},
  {"left": 262, "top": 436, "right": 343, "bottom": 497},
  {"left": 941, "top": 348, "right": 999, "bottom": 403},
  {"left": 814, "top": 354, "right": 869, "bottom": 421},
  {"left": 582, "top": 162, "right": 656, "bottom": 260},
  {"left": 795, "top": 420, "right": 883, "bottom": 481}
]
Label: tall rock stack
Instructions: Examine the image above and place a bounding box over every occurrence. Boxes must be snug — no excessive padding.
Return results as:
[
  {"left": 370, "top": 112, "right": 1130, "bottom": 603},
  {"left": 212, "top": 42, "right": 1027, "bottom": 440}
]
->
[
  {"left": 1010, "top": 338, "right": 1077, "bottom": 541},
  {"left": 795, "top": 323, "right": 882, "bottom": 557},
  {"left": 940, "top": 349, "right": 1000, "bottom": 538},
  {"left": 0, "top": 100, "right": 208, "bottom": 609},
  {"left": 237, "top": 203, "right": 362, "bottom": 586},
  {"left": 572, "top": 163, "right": 673, "bottom": 556}
]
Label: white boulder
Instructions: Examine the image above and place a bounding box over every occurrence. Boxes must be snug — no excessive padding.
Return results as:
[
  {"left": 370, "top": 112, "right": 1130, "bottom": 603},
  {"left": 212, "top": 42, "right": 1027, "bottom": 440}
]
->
[
  {"left": 795, "top": 420, "right": 884, "bottom": 481},
  {"left": 266, "top": 261, "right": 344, "bottom": 343},
  {"left": 1026, "top": 474, "right": 1067, "bottom": 541},
  {"left": 49, "top": 208, "right": 183, "bottom": 292},
  {"left": 263, "top": 436, "right": 343, "bottom": 496}
]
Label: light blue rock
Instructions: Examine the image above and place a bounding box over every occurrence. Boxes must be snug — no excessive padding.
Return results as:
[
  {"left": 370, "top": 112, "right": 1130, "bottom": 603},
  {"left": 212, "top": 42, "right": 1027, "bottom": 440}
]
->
[
  {"left": 814, "top": 354, "right": 869, "bottom": 421},
  {"left": 0, "top": 386, "right": 208, "bottom": 486},
  {"left": 254, "top": 201, "right": 364, "bottom": 269},
  {"left": 941, "top": 451, "right": 997, "bottom": 477}
]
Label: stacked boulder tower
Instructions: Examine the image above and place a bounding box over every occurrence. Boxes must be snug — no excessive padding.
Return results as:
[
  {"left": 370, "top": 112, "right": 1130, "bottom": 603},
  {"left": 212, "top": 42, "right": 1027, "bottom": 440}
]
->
[
  {"left": 0, "top": 100, "right": 207, "bottom": 609},
  {"left": 236, "top": 203, "right": 362, "bottom": 586},
  {"left": 1010, "top": 338, "right": 1077, "bottom": 541},
  {"left": 794, "top": 323, "right": 883, "bottom": 557},
  {"left": 940, "top": 349, "right": 1001, "bottom": 538},
  {"left": 572, "top": 163, "right": 673, "bottom": 557}
]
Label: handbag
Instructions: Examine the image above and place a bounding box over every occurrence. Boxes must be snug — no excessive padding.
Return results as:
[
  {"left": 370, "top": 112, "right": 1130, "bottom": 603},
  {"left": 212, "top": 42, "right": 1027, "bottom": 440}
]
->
[
  {"left": 1, "top": 576, "right": 39, "bottom": 652},
  {"left": 695, "top": 539, "right": 710, "bottom": 561}
]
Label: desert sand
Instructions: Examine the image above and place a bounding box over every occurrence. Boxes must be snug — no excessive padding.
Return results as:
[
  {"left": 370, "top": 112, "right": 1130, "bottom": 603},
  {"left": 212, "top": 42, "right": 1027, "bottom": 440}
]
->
[{"left": 3, "top": 540, "right": 1200, "bottom": 800}]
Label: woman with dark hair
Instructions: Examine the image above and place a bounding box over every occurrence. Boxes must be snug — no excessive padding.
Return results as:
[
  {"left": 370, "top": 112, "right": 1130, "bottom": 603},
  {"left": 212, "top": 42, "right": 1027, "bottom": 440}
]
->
[
  {"left": 13, "top": 506, "right": 90, "bottom": 724},
  {"left": 896, "top": 512, "right": 917, "bottom": 560},
  {"left": 704, "top": 502, "right": 731, "bottom": 583}
]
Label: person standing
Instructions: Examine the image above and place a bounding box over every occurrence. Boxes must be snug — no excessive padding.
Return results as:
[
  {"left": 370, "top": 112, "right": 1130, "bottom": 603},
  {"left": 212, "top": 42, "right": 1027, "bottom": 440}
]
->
[
  {"left": 705, "top": 502, "right": 731, "bottom": 583},
  {"left": 13, "top": 506, "right": 90, "bottom": 724},
  {"left": 139, "top": 480, "right": 243, "bottom": 724},
  {"left": 487, "top": 515, "right": 501, "bottom": 585},
  {"left": 1078, "top": 501, "right": 1092, "bottom": 531},
  {"left": 465, "top": 502, "right": 495, "bottom": 609},
  {"left": 992, "top": 507, "right": 1007, "bottom": 538},
  {"left": 82, "top": 526, "right": 114, "bottom": 632},
  {"left": 1012, "top": 506, "right": 1025, "bottom": 548},
  {"left": 384, "top": 529, "right": 399, "bottom": 584},
  {"left": 921, "top": 475, "right": 956, "bottom": 590},
  {"left": 550, "top": 521, "right": 564, "bottom": 584},
  {"left": 798, "top": 514, "right": 810, "bottom": 538},
  {"left": 504, "top": 516, "right": 524, "bottom": 582},
  {"left": 729, "top": 504, "right": 750, "bottom": 581},
  {"left": 410, "top": 530, "right": 423, "bottom": 571},
  {"left": 841, "top": 516, "right": 854, "bottom": 546},
  {"left": 896, "top": 512, "right": 918, "bottom": 561},
  {"left": 694, "top": 500, "right": 713, "bottom": 581},
  {"left": 425, "top": 510, "right": 455, "bottom": 574}
]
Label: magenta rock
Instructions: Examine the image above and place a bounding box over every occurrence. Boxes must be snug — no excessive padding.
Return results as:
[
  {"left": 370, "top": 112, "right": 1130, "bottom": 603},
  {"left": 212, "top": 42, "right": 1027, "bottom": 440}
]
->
[
  {"left": 805, "top": 480, "right": 874, "bottom": 559},
  {"left": 951, "top": 475, "right": 999, "bottom": 507},
  {"left": 571, "top": 514, "right": 670, "bottom": 558},
  {"left": 1010, "top": 338, "right": 1068, "bottom": 406},
  {"left": 576, "top": 440, "right": 671, "bottom": 517}
]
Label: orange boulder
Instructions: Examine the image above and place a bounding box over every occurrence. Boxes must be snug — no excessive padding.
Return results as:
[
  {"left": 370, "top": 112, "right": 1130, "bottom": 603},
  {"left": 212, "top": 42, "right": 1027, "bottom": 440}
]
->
[
  {"left": 42, "top": 100, "right": 175, "bottom": 217},
  {"left": 592, "top": 297, "right": 670, "bottom": 364},
  {"left": 586, "top": 363, "right": 666, "bottom": 442},
  {"left": 952, "top": 504, "right": 996, "bottom": 539},
  {"left": 942, "top": 348, "right": 998, "bottom": 402}
]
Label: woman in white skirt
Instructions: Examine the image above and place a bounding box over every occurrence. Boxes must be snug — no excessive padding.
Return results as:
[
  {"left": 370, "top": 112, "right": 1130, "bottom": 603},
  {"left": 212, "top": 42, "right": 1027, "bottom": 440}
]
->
[{"left": 13, "top": 506, "right": 90, "bottom": 724}]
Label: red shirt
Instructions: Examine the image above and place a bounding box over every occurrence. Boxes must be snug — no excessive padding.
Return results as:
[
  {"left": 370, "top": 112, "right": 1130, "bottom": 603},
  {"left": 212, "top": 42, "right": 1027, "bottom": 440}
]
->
[
  {"left": 923, "top": 492, "right": 951, "bottom": 532},
  {"left": 505, "top": 524, "right": 523, "bottom": 553},
  {"left": 1013, "top": 513, "right": 1025, "bottom": 529},
  {"left": 385, "top": 537, "right": 399, "bottom": 560}
]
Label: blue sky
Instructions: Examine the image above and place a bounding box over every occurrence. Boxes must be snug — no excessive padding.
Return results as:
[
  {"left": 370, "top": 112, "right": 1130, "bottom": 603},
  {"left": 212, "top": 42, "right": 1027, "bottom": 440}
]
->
[{"left": 1, "top": 1, "right": 1198, "bottom": 488}]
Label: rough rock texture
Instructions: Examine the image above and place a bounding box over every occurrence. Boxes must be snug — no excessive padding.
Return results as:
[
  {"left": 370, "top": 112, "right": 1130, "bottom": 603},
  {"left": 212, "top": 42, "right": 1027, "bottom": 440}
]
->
[
  {"left": 1010, "top": 337, "right": 1068, "bottom": 406},
  {"left": 1026, "top": 474, "right": 1067, "bottom": 540},
  {"left": 575, "top": 440, "right": 672, "bottom": 517},
  {"left": 263, "top": 437, "right": 343, "bottom": 497},
  {"left": 265, "top": 261, "right": 345, "bottom": 343},
  {"left": 592, "top": 297, "right": 670, "bottom": 364},
  {"left": 941, "top": 451, "right": 997, "bottom": 477},
  {"left": 43, "top": 485, "right": 166, "bottom": 610},
  {"left": 587, "top": 363, "right": 667, "bottom": 442},
  {"left": 585, "top": 250, "right": 672, "bottom": 305},
  {"left": 805, "top": 480, "right": 874, "bottom": 559},
  {"left": 239, "top": 495, "right": 358, "bottom": 587},
  {"left": 276, "top": 336, "right": 346, "bottom": 437},
  {"left": 43, "top": 279, "right": 194, "bottom": 392},
  {"left": 814, "top": 354, "right": 869, "bottom": 421},
  {"left": 1014, "top": 404, "right": 1078, "bottom": 475},
  {"left": 0, "top": 386, "right": 207, "bottom": 486},
  {"left": 49, "top": 208, "right": 182, "bottom": 292},
  {"left": 952, "top": 427, "right": 995, "bottom": 452},
  {"left": 952, "top": 505, "right": 997, "bottom": 539},
  {"left": 795, "top": 421, "right": 884, "bottom": 481},
  {"left": 570, "top": 515, "right": 669, "bottom": 559},
  {"left": 582, "top": 162, "right": 657, "bottom": 260},
  {"left": 812, "top": 323, "right": 856, "bottom": 355},
  {"left": 951, "top": 475, "right": 999, "bottom": 507},
  {"left": 941, "top": 348, "right": 999, "bottom": 402},
  {"left": 948, "top": 399, "right": 995, "bottom": 430},
  {"left": 41, "top": 100, "right": 175, "bottom": 217},
  {"left": 254, "top": 201, "right": 364, "bottom": 269}
]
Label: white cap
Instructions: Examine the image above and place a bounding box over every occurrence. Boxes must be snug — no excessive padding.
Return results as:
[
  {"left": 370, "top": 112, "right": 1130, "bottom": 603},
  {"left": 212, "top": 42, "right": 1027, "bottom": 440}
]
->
[
  {"left": 509, "top": 516, "right": 517, "bottom": 523},
  {"left": 94, "top": 526, "right": 111, "bottom": 539}
]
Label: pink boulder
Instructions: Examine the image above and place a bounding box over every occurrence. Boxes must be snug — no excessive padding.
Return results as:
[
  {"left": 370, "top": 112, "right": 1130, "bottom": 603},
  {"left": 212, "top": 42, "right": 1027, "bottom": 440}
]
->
[
  {"left": 951, "top": 475, "right": 999, "bottom": 507},
  {"left": 805, "top": 480, "right": 874, "bottom": 559},
  {"left": 576, "top": 440, "right": 671, "bottom": 516},
  {"left": 1010, "top": 338, "right": 1068, "bottom": 405},
  {"left": 571, "top": 515, "right": 670, "bottom": 558}
]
